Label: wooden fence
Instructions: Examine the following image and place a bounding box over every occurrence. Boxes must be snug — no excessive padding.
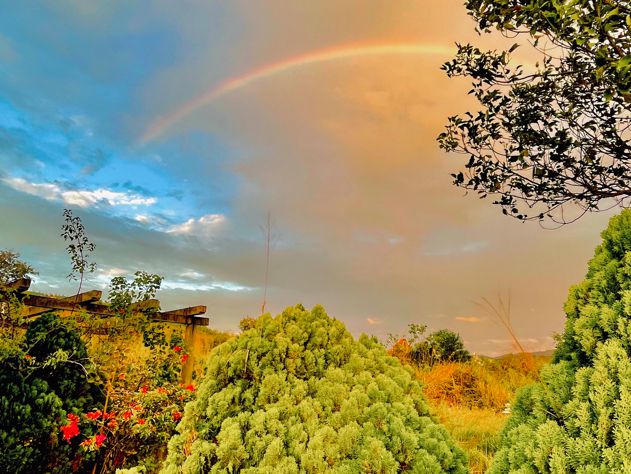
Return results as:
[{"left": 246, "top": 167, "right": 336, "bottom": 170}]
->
[{"left": 0, "top": 277, "right": 208, "bottom": 382}]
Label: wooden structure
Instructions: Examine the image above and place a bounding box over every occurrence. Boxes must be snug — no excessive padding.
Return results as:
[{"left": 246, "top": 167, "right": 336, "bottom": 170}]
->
[{"left": 0, "top": 277, "right": 208, "bottom": 382}]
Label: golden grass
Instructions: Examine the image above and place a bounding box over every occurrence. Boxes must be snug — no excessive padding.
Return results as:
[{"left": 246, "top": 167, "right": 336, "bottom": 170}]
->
[
  {"left": 414, "top": 354, "right": 550, "bottom": 472},
  {"left": 430, "top": 402, "right": 505, "bottom": 474},
  {"left": 417, "top": 354, "right": 548, "bottom": 411}
]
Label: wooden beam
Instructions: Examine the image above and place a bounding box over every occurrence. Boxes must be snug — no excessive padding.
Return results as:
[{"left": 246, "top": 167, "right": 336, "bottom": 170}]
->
[
  {"left": 22, "top": 290, "right": 106, "bottom": 318},
  {"left": 0, "top": 277, "right": 31, "bottom": 294},
  {"left": 160, "top": 305, "right": 207, "bottom": 318},
  {"left": 61, "top": 290, "right": 103, "bottom": 304},
  {"left": 152, "top": 313, "right": 209, "bottom": 326},
  {"left": 21, "top": 295, "right": 160, "bottom": 318}
]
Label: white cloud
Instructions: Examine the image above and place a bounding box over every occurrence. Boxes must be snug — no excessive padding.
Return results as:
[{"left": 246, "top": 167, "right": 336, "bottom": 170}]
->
[
  {"left": 162, "top": 279, "right": 252, "bottom": 292},
  {"left": 93, "top": 267, "right": 129, "bottom": 287},
  {"left": 2, "top": 177, "right": 156, "bottom": 208},
  {"left": 166, "top": 214, "right": 226, "bottom": 236},
  {"left": 178, "top": 270, "right": 206, "bottom": 280},
  {"left": 366, "top": 317, "right": 382, "bottom": 325}
]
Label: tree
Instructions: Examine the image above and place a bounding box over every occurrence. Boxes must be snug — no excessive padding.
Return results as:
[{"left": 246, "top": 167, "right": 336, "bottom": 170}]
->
[
  {"left": 438, "top": 0, "right": 631, "bottom": 224},
  {"left": 490, "top": 210, "right": 631, "bottom": 471},
  {"left": 162, "top": 305, "right": 467, "bottom": 473},
  {"left": 419, "top": 329, "right": 471, "bottom": 364},
  {"left": 61, "top": 208, "right": 96, "bottom": 301},
  {"left": 0, "top": 251, "right": 37, "bottom": 331},
  {"left": 0, "top": 250, "right": 37, "bottom": 284}
]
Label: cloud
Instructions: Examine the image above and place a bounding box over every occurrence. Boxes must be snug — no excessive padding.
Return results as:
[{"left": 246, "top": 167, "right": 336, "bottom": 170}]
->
[
  {"left": 178, "top": 270, "right": 206, "bottom": 280},
  {"left": 162, "top": 279, "right": 253, "bottom": 292},
  {"left": 2, "top": 177, "right": 157, "bottom": 208},
  {"left": 366, "top": 317, "right": 382, "bottom": 325},
  {"left": 455, "top": 316, "right": 483, "bottom": 323},
  {"left": 93, "top": 266, "right": 129, "bottom": 288},
  {"left": 166, "top": 214, "right": 226, "bottom": 236}
]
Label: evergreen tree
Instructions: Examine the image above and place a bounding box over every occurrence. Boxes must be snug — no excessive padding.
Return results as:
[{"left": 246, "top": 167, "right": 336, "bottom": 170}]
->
[
  {"left": 491, "top": 210, "right": 631, "bottom": 472},
  {"left": 162, "top": 305, "right": 467, "bottom": 473}
]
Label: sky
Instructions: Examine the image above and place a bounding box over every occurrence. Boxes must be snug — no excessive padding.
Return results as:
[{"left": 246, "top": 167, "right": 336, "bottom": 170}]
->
[{"left": 0, "top": 0, "right": 617, "bottom": 355}]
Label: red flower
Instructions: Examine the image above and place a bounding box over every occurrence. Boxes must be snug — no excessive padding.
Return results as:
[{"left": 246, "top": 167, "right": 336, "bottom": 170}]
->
[
  {"left": 121, "top": 410, "right": 133, "bottom": 420},
  {"left": 107, "top": 419, "right": 118, "bottom": 429},
  {"left": 67, "top": 413, "right": 80, "bottom": 424},
  {"left": 118, "top": 373, "right": 126, "bottom": 380},
  {"left": 61, "top": 414, "right": 80, "bottom": 442},
  {"left": 137, "top": 419, "right": 146, "bottom": 425},
  {"left": 180, "top": 354, "right": 189, "bottom": 364},
  {"left": 172, "top": 411, "right": 182, "bottom": 421},
  {"left": 140, "top": 385, "right": 148, "bottom": 394},
  {"left": 173, "top": 345, "right": 182, "bottom": 353},
  {"left": 95, "top": 434, "right": 106, "bottom": 447},
  {"left": 86, "top": 410, "right": 102, "bottom": 421},
  {"left": 185, "top": 384, "right": 195, "bottom": 392}
]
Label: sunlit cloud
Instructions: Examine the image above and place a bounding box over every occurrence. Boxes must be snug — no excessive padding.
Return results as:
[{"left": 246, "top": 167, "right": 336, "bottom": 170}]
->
[
  {"left": 93, "top": 267, "right": 129, "bottom": 288},
  {"left": 2, "top": 177, "right": 157, "bottom": 208},
  {"left": 178, "top": 270, "right": 206, "bottom": 280},
  {"left": 162, "top": 279, "right": 253, "bottom": 292},
  {"left": 166, "top": 214, "right": 226, "bottom": 236},
  {"left": 455, "top": 316, "right": 483, "bottom": 323},
  {"left": 366, "top": 317, "right": 382, "bottom": 325}
]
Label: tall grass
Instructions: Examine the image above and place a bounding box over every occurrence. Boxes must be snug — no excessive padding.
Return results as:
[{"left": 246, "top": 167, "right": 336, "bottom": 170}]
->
[{"left": 415, "top": 354, "right": 549, "bottom": 472}]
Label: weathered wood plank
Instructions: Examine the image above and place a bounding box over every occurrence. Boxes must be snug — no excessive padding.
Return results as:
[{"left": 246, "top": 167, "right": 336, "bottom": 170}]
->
[
  {"left": 61, "top": 290, "right": 103, "bottom": 304},
  {"left": 22, "top": 290, "right": 106, "bottom": 318},
  {"left": 0, "top": 277, "right": 32, "bottom": 294},
  {"left": 21, "top": 295, "right": 160, "bottom": 318},
  {"left": 160, "top": 305, "right": 207, "bottom": 317},
  {"left": 152, "top": 313, "right": 209, "bottom": 326}
]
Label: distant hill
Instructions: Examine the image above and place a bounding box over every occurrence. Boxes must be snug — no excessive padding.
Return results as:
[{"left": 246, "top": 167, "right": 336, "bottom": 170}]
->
[{"left": 493, "top": 349, "right": 555, "bottom": 359}]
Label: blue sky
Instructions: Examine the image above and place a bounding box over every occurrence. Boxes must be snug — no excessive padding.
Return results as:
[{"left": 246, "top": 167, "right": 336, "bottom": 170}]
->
[{"left": 0, "top": 0, "right": 616, "bottom": 355}]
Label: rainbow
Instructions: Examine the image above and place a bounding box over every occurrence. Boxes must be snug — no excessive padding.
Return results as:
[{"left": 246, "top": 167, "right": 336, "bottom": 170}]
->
[{"left": 140, "top": 41, "right": 456, "bottom": 143}]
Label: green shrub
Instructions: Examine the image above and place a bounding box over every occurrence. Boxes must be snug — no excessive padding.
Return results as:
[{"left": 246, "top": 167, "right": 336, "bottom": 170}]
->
[
  {"left": 491, "top": 210, "right": 631, "bottom": 472},
  {"left": 411, "top": 329, "right": 471, "bottom": 365},
  {"left": 0, "top": 313, "right": 104, "bottom": 473},
  {"left": 162, "top": 305, "right": 467, "bottom": 473}
]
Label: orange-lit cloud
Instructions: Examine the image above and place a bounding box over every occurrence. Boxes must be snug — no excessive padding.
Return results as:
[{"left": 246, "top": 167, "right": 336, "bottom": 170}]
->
[{"left": 455, "top": 316, "right": 483, "bottom": 323}]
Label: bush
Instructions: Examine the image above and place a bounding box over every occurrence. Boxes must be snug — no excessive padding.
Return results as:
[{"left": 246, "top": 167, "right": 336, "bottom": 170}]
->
[
  {"left": 412, "top": 330, "right": 471, "bottom": 365},
  {"left": 162, "top": 305, "right": 467, "bottom": 473},
  {"left": 0, "top": 313, "right": 104, "bottom": 473},
  {"left": 490, "top": 210, "right": 631, "bottom": 472}
]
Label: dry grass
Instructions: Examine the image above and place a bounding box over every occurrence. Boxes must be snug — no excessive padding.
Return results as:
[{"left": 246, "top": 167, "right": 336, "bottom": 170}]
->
[
  {"left": 417, "top": 354, "right": 548, "bottom": 411},
  {"left": 430, "top": 403, "right": 505, "bottom": 474},
  {"left": 414, "top": 354, "right": 550, "bottom": 472}
]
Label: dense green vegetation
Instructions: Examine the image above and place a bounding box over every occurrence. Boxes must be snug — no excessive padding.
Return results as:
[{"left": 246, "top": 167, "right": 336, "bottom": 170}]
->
[
  {"left": 0, "top": 313, "right": 103, "bottom": 473},
  {"left": 490, "top": 210, "right": 631, "bottom": 472},
  {"left": 163, "top": 305, "right": 468, "bottom": 473}
]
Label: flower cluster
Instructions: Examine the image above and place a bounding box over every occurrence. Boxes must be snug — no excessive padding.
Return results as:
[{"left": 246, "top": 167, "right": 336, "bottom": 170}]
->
[{"left": 60, "top": 413, "right": 80, "bottom": 442}]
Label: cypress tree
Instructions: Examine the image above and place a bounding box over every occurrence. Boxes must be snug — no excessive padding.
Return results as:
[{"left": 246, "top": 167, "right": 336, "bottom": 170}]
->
[
  {"left": 491, "top": 210, "right": 631, "bottom": 472},
  {"left": 162, "top": 305, "right": 467, "bottom": 473}
]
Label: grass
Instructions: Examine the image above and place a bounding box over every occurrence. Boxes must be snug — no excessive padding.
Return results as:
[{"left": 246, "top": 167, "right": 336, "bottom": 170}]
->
[
  {"left": 430, "top": 403, "right": 505, "bottom": 474},
  {"left": 410, "top": 354, "right": 551, "bottom": 472}
]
